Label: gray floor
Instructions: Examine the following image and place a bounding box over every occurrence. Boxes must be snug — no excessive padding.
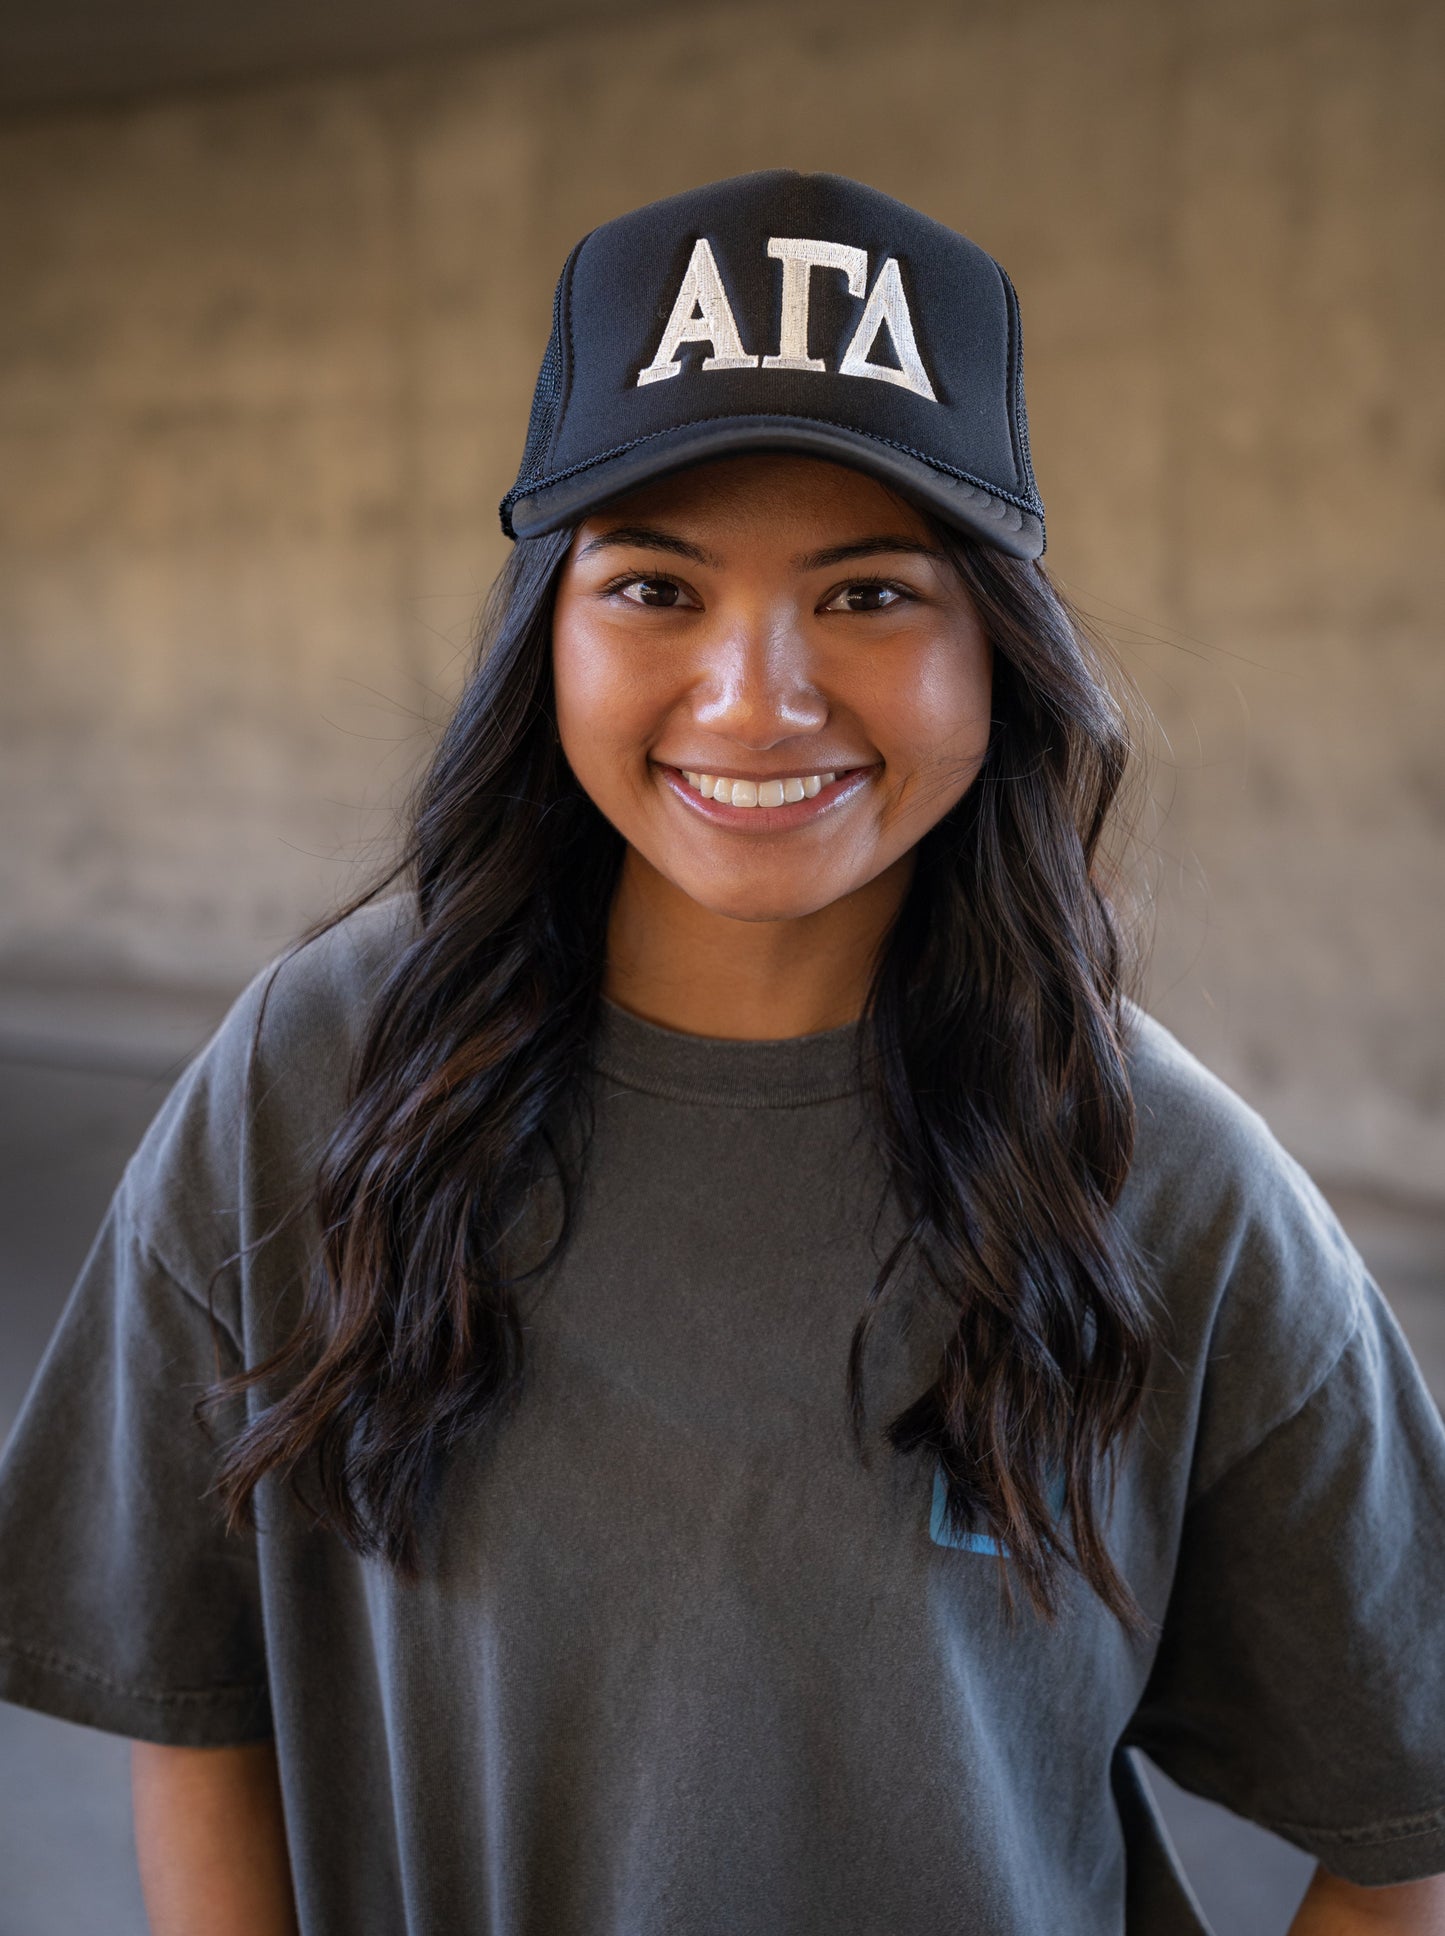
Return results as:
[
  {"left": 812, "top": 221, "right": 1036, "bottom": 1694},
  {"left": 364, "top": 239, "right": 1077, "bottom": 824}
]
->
[{"left": 1, "top": 1051, "right": 1442, "bottom": 1935}]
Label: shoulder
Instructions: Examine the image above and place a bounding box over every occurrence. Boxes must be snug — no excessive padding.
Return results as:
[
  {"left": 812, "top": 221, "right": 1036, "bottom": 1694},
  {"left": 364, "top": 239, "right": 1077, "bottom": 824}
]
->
[
  {"left": 247, "top": 889, "right": 420, "bottom": 1081},
  {"left": 118, "top": 891, "right": 420, "bottom": 1293},
  {"left": 1115, "top": 998, "right": 1368, "bottom": 1494},
  {"left": 1117, "top": 997, "right": 1351, "bottom": 1264},
  {"left": 1121, "top": 998, "right": 1290, "bottom": 1188}
]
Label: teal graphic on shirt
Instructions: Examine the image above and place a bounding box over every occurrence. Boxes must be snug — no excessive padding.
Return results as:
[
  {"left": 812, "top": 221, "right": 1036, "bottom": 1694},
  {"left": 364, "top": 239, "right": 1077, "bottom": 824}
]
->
[{"left": 929, "top": 1460, "right": 1068, "bottom": 1555}]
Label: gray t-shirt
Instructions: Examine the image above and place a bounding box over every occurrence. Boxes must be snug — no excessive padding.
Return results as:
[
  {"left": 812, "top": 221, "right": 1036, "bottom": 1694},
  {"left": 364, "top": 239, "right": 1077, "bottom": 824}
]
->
[{"left": 2, "top": 893, "right": 1444, "bottom": 1933}]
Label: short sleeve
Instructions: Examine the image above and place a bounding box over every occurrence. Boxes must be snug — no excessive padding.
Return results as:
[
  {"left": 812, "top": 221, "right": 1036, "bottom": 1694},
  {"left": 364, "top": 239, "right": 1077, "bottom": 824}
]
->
[
  {"left": 0, "top": 1176, "right": 272, "bottom": 1747},
  {"left": 0, "top": 905, "right": 412, "bottom": 1749},
  {"left": 1125, "top": 1272, "right": 1445, "bottom": 1885}
]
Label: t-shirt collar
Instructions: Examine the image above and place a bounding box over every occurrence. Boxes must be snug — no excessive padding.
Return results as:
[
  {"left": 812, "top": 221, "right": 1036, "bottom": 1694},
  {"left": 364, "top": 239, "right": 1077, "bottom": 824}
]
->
[{"left": 589, "top": 993, "right": 866, "bottom": 1108}]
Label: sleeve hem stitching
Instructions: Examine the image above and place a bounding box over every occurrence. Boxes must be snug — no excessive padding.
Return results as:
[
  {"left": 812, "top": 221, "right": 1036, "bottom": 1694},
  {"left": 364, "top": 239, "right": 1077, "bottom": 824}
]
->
[
  {"left": 1259, "top": 1799, "right": 1445, "bottom": 1850},
  {"left": 0, "top": 1632, "right": 268, "bottom": 1709}
]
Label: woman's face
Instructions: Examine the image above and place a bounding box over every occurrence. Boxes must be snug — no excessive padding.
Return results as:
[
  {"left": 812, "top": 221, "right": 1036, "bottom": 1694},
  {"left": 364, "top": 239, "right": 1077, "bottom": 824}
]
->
[{"left": 551, "top": 452, "right": 994, "bottom": 926}]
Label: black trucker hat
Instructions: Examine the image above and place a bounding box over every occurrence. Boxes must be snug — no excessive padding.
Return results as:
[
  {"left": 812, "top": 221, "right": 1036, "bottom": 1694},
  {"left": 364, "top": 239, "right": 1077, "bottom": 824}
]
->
[{"left": 499, "top": 170, "right": 1045, "bottom": 559}]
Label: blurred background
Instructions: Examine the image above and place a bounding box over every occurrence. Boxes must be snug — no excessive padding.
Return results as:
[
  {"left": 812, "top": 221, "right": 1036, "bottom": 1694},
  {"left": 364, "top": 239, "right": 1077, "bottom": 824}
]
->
[{"left": 0, "top": 1, "right": 1441, "bottom": 1931}]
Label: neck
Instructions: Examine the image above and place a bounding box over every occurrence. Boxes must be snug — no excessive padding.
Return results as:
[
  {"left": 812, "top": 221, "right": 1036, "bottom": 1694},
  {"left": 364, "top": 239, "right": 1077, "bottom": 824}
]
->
[{"left": 601, "top": 846, "right": 913, "bottom": 1040}]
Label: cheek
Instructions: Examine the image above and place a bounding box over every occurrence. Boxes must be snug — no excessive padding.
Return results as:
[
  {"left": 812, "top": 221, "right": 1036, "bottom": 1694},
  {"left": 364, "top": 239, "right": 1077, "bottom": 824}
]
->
[
  {"left": 551, "top": 614, "right": 653, "bottom": 779},
  {"left": 552, "top": 617, "right": 611, "bottom": 742},
  {"left": 869, "top": 634, "right": 994, "bottom": 773},
  {"left": 923, "top": 653, "right": 994, "bottom": 756}
]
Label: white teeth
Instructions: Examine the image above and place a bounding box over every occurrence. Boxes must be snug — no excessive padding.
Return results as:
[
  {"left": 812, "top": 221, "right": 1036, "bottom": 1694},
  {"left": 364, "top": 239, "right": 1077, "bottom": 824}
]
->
[{"left": 679, "top": 767, "right": 848, "bottom": 807}]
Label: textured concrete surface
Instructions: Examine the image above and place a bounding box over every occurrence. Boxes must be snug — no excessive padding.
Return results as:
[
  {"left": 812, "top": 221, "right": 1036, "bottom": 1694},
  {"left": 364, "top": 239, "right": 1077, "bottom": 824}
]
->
[
  {"left": 1, "top": 1033, "right": 1443, "bottom": 1932},
  {"left": 0, "top": 0, "right": 673, "bottom": 111},
  {"left": 0, "top": 4, "right": 1441, "bottom": 1174}
]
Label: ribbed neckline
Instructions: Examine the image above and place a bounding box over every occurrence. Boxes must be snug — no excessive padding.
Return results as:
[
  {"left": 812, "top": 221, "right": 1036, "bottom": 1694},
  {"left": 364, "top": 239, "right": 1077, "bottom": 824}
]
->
[{"left": 589, "top": 993, "right": 867, "bottom": 1108}]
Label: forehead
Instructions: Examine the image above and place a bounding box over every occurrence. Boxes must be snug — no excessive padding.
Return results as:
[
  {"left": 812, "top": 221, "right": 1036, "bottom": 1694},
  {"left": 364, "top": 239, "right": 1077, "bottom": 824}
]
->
[{"left": 574, "top": 453, "right": 937, "bottom": 548}]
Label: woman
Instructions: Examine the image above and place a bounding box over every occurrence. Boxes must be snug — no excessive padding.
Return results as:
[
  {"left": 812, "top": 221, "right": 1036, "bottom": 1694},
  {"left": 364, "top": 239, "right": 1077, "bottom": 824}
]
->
[{"left": 2, "top": 171, "right": 1443, "bottom": 1935}]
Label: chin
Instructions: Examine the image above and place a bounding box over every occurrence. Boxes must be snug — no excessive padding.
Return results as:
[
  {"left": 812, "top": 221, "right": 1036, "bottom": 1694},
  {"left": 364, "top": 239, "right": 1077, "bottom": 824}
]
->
[{"left": 679, "top": 878, "right": 844, "bottom": 924}]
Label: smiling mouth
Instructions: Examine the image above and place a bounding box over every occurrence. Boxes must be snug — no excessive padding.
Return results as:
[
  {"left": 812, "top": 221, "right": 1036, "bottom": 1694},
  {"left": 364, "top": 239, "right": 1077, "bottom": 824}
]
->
[
  {"left": 679, "top": 766, "right": 842, "bottom": 808},
  {"left": 655, "top": 760, "right": 874, "bottom": 823}
]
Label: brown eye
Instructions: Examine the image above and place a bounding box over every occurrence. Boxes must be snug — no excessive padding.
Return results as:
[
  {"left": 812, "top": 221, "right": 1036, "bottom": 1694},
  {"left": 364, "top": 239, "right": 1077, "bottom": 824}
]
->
[
  {"left": 828, "top": 582, "right": 907, "bottom": 613},
  {"left": 623, "top": 577, "right": 684, "bottom": 608}
]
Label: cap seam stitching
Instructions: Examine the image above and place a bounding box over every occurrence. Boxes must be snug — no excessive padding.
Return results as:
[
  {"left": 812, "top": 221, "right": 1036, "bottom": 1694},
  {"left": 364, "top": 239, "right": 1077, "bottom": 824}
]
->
[
  {"left": 994, "top": 258, "right": 1027, "bottom": 496},
  {"left": 556, "top": 233, "right": 585, "bottom": 474},
  {"left": 504, "top": 415, "right": 1044, "bottom": 521}
]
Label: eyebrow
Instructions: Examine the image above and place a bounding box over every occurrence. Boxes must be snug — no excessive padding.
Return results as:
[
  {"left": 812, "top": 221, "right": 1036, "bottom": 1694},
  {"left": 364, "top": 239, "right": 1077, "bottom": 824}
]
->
[
  {"left": 575, "top": 526, "right": 946, "bottom": 571},
  {"left": 575, "top": 525, "right": 720, "bottom": 566},
  {"left": 793, "top": 536, "right": 948, "bottom": 570}
]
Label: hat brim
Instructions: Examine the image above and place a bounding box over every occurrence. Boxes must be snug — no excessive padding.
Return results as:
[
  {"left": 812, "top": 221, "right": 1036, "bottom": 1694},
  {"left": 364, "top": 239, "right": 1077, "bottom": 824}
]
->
[{"left": 503, "top": 416, "right": 1044, "bottom": 560}]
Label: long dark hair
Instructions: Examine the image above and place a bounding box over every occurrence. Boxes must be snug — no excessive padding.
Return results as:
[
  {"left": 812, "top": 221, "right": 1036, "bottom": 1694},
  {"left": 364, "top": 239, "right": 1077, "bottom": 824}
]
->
[{"left": 208, "top": 513, "right": 1158, "bottom": 1631}]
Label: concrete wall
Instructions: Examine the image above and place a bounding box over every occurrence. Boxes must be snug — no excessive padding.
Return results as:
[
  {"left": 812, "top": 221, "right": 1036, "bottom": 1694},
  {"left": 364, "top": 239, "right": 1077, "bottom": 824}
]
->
[{"left": 1, "top": 0, "right": 1441, "bottom": 1194}]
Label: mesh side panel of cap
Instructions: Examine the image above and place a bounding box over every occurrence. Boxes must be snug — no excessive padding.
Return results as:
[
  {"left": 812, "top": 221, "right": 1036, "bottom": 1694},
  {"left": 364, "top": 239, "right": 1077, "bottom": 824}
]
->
[
  {"left": 516, "top": 326, "right": 562, "bottom": 486},
  {"left": 513, "top": 241, "right": 584, "bottom": 495},
  {"left": 515, "top": 319, "right": 563, "bottom": 491}
]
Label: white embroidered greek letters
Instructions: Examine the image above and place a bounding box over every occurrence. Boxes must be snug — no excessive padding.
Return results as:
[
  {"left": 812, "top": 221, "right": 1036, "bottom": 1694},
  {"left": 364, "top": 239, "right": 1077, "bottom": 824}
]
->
[
  {"left": 635, "top": 236, "right": 937, "bottom": 402},
  {"left": 635, "top": 238, "right": 759, "bottom": 386},
  {"left": 839, "top": 257, "right": 937, "bottom": 400},
  {"left": 761, "top": 237, "right": 868, "bottom": 371}
]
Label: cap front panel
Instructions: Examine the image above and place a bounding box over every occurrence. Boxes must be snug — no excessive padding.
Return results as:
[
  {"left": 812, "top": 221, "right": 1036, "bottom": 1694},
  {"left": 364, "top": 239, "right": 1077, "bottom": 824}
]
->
[{"left": 548, "top": 172, "right": 1023, "bottom": 503}]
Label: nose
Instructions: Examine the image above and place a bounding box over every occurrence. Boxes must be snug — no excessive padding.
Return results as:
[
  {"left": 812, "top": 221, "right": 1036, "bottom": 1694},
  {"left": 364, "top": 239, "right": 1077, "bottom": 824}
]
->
[{"left": 688, "top": 600, "right": 829, "bottom": 748}]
